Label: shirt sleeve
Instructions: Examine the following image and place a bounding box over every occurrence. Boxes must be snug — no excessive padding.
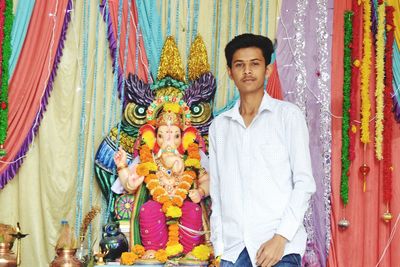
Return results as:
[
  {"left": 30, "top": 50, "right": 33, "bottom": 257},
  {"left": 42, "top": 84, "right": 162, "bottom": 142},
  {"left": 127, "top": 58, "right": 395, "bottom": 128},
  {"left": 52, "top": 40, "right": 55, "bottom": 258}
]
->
[
  {"left": 276, "top": 108, "right": 316, "bottom": 241},
  {"left": 209, "top": 121, "right": 224, "bottom": 256}
]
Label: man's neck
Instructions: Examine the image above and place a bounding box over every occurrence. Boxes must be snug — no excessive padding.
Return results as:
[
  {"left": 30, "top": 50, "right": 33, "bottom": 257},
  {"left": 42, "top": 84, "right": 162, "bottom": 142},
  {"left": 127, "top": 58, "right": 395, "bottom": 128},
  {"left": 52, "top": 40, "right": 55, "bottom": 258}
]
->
[{"left": 239, "top": 90, "right": 264, "bottom": 127}]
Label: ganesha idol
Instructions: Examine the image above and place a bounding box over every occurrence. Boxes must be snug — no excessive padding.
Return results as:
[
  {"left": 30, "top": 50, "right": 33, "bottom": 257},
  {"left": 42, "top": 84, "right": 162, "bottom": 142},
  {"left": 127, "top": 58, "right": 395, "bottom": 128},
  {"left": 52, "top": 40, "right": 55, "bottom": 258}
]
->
[
  {"left": 112, "top": 99, "right": 210, "bottom": 261},
  {"left": 94, "top": 36, "right": 217, "bottom": 264}
]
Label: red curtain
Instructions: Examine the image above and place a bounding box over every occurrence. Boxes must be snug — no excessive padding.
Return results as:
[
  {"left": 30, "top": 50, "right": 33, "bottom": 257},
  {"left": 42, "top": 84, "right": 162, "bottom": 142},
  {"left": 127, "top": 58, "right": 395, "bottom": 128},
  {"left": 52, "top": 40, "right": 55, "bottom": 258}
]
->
[
  {"left": 328, "top": 1, "right": 400, "bottom": 266},
  {"left": 0, "top": 0, "right": 70, "bottom": 188}
]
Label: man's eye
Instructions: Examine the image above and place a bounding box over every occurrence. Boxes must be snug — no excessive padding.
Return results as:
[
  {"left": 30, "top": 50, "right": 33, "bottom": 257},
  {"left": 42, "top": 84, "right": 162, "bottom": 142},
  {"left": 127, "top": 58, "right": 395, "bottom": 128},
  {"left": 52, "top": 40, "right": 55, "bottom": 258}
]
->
[{"left": 235, "top": 63, "right": 243, "bottom": 68}]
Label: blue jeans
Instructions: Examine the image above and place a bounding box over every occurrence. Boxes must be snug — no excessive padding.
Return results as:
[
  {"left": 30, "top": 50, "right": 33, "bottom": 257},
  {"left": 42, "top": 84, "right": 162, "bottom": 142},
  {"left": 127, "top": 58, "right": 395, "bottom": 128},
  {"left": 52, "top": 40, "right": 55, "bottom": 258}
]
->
[{"left": 220, "top": 248, "right": 301, "bottom": 267}]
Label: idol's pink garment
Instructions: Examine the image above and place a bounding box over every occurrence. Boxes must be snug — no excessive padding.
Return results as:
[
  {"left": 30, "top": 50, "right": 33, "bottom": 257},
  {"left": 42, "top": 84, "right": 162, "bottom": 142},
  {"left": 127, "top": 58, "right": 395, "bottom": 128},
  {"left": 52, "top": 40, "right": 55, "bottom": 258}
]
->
[{"left": 139, "top": 200, "right": 204, "bottom": 253}]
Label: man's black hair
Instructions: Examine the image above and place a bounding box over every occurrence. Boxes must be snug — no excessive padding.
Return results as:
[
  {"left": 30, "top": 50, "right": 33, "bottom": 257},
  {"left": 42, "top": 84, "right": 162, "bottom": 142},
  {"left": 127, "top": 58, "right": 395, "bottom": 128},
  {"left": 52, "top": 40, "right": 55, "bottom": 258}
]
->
[{"left": 224, "top": 33, "right": 274, "bottom": 68}]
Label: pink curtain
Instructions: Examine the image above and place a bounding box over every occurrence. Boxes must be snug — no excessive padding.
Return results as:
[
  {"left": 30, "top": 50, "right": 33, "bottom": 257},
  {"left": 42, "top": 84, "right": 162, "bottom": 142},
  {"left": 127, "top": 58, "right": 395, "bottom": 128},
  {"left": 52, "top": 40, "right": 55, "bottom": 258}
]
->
[
  {"left": 0, "top": 0, "right": 71, "bottom": 188},
  {"left": 328, "top": 1, "right": 400, "bottom": 266},
  {"left": 106, "top": 0, "right": 149, "bottom": 81}
]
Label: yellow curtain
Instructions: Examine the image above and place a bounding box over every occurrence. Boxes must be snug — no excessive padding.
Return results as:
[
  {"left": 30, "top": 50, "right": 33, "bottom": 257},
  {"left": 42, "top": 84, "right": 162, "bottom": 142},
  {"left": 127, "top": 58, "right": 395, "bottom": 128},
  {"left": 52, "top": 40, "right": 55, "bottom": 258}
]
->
[{"left": 388, "top": 0, "right": 400, "bottom": 48}]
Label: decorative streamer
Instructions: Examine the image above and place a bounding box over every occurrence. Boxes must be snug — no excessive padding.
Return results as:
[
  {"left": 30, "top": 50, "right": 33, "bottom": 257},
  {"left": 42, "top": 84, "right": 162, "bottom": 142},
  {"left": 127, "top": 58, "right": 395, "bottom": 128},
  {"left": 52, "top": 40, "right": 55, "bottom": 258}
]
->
[
  {"left": 0, "top": 0, "right": 13, "bottom": 155},
  {"left": 360, "top": 0, "right": 372, "bottom": 144},
  {"left": 293, "top": 0, "right": 308, "bottom": 114},
  {"left": 349, "top": 0, "right": 362, "bottom": 161},
  {"left": 317, "top": 0, "right": 332, "bottom": 257},
  {"left": 340, "top": 11, "right": 353, "bottom": 206},
  {"left": 374, "top": 3, "right": 385, "bottom": 160},
  {"left": 383, "top": 6, "right": 394, "bottom": 211}
]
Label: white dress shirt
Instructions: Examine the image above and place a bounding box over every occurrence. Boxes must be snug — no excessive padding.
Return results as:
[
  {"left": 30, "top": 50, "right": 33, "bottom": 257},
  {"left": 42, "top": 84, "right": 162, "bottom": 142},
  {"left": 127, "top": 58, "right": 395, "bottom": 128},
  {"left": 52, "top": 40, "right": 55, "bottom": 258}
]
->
[{"left": 209, "top": 93, "right": 316, "bottom": 266}]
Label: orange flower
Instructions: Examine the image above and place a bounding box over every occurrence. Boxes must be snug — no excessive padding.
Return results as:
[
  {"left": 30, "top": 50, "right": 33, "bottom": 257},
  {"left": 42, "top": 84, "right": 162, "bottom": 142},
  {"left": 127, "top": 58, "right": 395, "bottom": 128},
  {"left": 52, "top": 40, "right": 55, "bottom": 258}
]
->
[
  {"left": 155, "top": 249, "right": 168, "bottom": 263},
  {"left": 146, "top": 180, "right": 159, "bottom": 190},
  {"left": 152, "top": 187, "right": 166, "bottom": 198},
  {"left": 182, "top": 175, "right": 193, "bottom": 184},
  {"left": 172, "top": 196, "right": 183, "bottom": 207},
  {"left": 136, "top": 164, "right": 150, "bottom": 176},
  {"left": 188, "top": 153, "right": 201, "bottom": 160},
  {"left": 158, "top": 195, "right": 170, "bottom": 204},
  {"left": 184, "top": 170, "right": 196, "bottom": 179},
  {"left": 175, "top": 190, "right": 187, "bottom": 199},
  {"left": 178, "top": 181, "right": 191, "bottom": 191},
  {"left": 169, "top": 224, "right": 179, "bottom": 231},
  {"left": 162, "top": 201, "right": 172, "bottom": 213},
  {"left": 120, "top": 252, "right": 138, "bottom": 265},
  {"left": 132, "top": 244, "right": 145, "bottom": 257},
  {"left": 144, "top": 174, "right": 157, "bottom": 184}
]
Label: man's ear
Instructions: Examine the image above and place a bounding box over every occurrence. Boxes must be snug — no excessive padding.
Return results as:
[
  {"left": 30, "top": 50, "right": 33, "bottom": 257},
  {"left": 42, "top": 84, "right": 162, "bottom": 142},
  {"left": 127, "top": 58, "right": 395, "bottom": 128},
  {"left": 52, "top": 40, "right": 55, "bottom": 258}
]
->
[
  {"left": 227, "top": 66, "right": 233, "bottom": 80},
  {"left": 265, "top": 64, "right": 273, "bottom": 79}
]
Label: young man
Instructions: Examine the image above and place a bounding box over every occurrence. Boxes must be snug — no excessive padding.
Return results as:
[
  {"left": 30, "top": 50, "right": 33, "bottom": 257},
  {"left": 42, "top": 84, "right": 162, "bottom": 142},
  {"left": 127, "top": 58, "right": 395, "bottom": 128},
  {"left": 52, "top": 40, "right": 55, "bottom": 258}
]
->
[{"left": 209, "top": 34, "right": 316, "bottom": 267}]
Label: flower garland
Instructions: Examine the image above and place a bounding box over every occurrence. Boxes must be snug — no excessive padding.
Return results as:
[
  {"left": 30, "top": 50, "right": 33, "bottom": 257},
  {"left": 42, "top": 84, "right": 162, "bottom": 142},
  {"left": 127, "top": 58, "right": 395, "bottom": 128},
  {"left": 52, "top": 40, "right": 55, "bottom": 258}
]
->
[
  {"left": 349, "top": 0, "right": 362, "bottom": 161},
  {"left": 120, "top": 244, "right": 145, "bottom": 265},
  {"left": 360, "top": 0, "right": 372, "bottom": 144},
  {"left": 383, "top": 6, "right": 395, "bottom": 205},
  {"left": 340, "top": 11, "right": 353, "bottom": 206},
  {"left": 374, "top": 2, "right": 386, "bottom": 160},
  {"left": 136, "top": 142, "right": 201, "bottom": 258},
  {"left": 0, "top": 0, "right": 13, "bottom": 155}
]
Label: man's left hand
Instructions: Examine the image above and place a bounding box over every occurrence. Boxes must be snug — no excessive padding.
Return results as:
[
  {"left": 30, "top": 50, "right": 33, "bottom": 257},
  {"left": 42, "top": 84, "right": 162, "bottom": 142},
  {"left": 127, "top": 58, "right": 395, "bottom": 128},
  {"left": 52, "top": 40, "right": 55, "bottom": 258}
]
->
[{"left": 255, "top": 234, "right": 287, "bottom": 267}]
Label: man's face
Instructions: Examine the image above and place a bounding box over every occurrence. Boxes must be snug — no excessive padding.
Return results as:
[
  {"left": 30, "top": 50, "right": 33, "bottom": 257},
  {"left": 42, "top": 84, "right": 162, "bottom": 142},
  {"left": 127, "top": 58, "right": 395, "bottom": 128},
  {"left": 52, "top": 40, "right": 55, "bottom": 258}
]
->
[
  {"left": 227, "top": 47, "right": 271, "bottom": 95},
  {"left": 157, "top": 125, "right": 182, "bottom": 150}
]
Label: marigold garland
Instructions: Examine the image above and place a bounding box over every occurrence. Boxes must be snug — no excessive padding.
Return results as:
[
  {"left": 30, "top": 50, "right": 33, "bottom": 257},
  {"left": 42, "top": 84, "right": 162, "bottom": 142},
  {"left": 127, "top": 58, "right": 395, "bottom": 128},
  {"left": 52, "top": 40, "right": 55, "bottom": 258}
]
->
[
  {"left": 340, "top": 11, "right": 353, "bottom": 205},
  {"left": 374, "top": 3, "right": 386, "bottom": 160},
  {"left": 383, "top": 6, "right": 395, "bottom": 204},
  {"left": 360, "top": 0, "right": 372, "bottom": 144},
  {"left": 0, "top": 0, "right": 13, "bottom": 152}
]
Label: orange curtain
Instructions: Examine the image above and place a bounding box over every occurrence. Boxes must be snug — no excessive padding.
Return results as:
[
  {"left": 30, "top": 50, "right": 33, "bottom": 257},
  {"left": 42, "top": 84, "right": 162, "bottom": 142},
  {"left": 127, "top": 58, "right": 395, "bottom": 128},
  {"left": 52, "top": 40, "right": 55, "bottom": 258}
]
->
[
  {"left": 266, "top": 61, "right": 283, "bottom": 100},
  {"left": 0, "top": 0, "right": 70, "bottom": 187},
  {"left": 328, "top": 1, "right": 400, "bottom": 266}
]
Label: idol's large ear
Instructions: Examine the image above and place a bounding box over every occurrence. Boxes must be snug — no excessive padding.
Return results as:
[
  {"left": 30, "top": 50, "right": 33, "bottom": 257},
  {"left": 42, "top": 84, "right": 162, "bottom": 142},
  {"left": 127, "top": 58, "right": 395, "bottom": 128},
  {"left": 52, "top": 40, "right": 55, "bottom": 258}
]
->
[
  {"left": 181, "top": 126, "right": 198, "bottom": 151},
  {"left": 139, "top": 124, "right": 156, "bottom": 150}
]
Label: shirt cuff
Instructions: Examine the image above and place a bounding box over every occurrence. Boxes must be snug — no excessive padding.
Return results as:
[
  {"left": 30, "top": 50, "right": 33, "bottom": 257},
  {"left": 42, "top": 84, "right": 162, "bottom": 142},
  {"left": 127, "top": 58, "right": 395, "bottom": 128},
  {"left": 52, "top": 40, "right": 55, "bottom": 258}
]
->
[
  {"left": 211, "top": 240, "right": 224, "bottom": 257},
  {"left": 275, "top": 220, "right": 299, "bottom": 242}
]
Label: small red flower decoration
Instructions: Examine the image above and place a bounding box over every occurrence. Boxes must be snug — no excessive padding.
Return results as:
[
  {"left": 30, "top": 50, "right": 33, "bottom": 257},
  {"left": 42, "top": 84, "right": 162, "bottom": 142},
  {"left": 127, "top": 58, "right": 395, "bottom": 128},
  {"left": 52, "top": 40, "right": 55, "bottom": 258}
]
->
[{"left": 1, "top": 102, "right": 7, "bottom": 110}]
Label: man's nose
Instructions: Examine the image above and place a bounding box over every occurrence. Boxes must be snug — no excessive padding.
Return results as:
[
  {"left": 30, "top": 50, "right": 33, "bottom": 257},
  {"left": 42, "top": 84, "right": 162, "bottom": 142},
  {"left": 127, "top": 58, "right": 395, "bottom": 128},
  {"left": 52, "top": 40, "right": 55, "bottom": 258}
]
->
[{"left": 244, "top": 65, "right": 252, "bottom": 74}]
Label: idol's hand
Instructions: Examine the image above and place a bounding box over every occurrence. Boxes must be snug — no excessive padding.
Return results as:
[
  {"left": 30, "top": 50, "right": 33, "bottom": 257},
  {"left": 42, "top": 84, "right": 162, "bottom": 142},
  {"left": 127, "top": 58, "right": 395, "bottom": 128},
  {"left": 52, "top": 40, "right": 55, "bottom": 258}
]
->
[
  {"left": 188, "top": 189, "right": 202, "bottom": 203},
  {"left": 114, "top": 147, "right": 127, "bottom": 167}
]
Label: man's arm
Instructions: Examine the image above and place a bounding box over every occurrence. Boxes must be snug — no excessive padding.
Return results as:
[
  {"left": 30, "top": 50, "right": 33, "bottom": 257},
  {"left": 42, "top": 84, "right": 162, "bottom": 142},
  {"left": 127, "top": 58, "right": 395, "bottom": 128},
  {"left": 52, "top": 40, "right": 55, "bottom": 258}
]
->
[
  {"left": 256, "top": 108, "right": 316, "bottom": 267},
  {"left": 209, "top": 122, "right": 224, "bottom": 256},
  {"left": 275, "top": 108, "right": 316, "bottom": 240}
]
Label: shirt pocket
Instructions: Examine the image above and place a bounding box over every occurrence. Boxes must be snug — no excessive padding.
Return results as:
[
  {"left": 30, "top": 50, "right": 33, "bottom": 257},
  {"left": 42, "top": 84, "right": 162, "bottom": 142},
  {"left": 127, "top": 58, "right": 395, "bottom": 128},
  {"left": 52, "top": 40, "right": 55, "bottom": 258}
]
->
[{"left": 257, "top": 143, "right": 291, "bottom": 193}]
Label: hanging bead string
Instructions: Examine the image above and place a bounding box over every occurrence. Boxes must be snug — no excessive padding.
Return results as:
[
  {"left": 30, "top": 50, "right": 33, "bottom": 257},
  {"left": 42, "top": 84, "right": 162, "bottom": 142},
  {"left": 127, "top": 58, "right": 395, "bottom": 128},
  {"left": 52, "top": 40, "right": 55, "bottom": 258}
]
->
[
  {"left": 211, "top": 0, "right": 217, "bottom": 73},
  {"left": 185, "top": 0, "right": 191, "bottom": 77},
  {"left": 175, "top": 0, "right": 180, "bottom": 44},
  {"left": 100, "top": 0, "right": 110, "bottom": 225},
  {"left": 226, "top": 0, "right": 233, "bottom": 102},
  {"left": 101, "top": 1, "right": 109, "bottom": 138},
  {"left": 166, "top": 0, "right": 171, "bottom": 36},
  {"left": 75, "top": 0, "right": 91, "bottom": 237},
  {"left": 86, "top": 0, "right": 102, "bottom": 252},
  {"left": 265, "top": 0, "right": 269, "bottom": 35},
  {"left": 192, "top": 0, "right": 200, "bottom": 41},
  {"left": 251, "top": 0, "right": 255, "bottom": 32},
  {"left": 258, "top": 0, "right": 264, "bottom": 35}
]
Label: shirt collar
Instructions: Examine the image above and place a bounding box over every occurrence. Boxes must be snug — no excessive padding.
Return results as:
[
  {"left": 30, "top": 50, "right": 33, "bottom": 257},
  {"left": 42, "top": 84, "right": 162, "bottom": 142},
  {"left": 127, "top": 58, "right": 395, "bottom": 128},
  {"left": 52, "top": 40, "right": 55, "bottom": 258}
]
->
[{"left": 222, "top": 92, "right": 276, "bottom": 121}]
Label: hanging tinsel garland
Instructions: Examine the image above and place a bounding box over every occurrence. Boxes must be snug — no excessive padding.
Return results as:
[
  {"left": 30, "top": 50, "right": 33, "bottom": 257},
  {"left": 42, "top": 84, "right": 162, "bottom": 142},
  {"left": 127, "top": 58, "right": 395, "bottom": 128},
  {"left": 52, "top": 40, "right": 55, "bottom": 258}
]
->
[
  {"left": 0, "top": 0, "right": 13, "bottom": 156},
  {"left": 374, "top": 2, "right": 385, "bottom": 160},
  {"left": 382, "top": 6, "right": 395, "bottom": 214},
  {"left": 349, "top": 0, "right": 362, "bottom": 162},
  {"left": 340, "top": 11, "right": 353, "bottom": 206},
  {"left": 360, "top": 0, "right": 372, "bottom": 145}
]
